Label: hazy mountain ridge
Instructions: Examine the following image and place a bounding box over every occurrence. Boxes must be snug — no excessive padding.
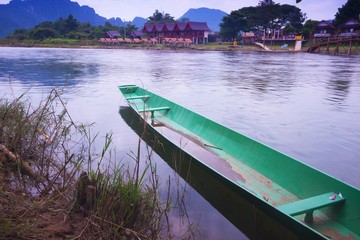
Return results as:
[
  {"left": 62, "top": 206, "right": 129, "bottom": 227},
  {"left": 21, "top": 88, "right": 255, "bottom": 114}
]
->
[
  {"left": 0, "top": 0, "right": 226, "bottom": 37},
  {"left": 179, "top": 8, "right": 227, "bottom": 31},
  {"left": 0, "top": 0, "right": 107, "bottom": 37}
]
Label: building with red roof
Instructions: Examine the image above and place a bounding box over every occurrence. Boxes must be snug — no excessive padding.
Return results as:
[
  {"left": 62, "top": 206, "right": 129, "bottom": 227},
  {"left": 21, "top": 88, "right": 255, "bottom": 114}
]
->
[
  {"left": 314, "top": 20, "right": 335, "bottom": 38},
  {"left": 340, "top": 19, "right": 360, "bottom": 37},
  {"left": 142, "top": 22, "right": 211, "bottom": 44}
]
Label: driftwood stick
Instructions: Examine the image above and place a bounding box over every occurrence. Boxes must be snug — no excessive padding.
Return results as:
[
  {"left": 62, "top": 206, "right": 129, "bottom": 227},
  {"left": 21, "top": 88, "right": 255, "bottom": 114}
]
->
[
  {"left": 36, "top": 128, "right": 52, "bottom": 142},
  {"left": 0, "top": 143, "right": 45, "bottom": 183}
]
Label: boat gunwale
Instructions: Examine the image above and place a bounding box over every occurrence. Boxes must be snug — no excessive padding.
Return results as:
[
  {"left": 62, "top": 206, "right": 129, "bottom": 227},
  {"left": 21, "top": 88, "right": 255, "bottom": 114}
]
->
[{"left": 119, "top": 85, "right": 360, "bottom": 239}]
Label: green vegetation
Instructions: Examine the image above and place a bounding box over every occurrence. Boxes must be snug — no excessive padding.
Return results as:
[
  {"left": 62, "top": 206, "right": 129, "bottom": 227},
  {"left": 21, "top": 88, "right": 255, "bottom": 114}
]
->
[
  {"left": 219, "top": 0, "right": 360, "bottom": 41},
  {"left": 301, "top": 20, "right": 319, "bottom": 40},
  {"left": 0, "top": 89, "right": 193, "bottom": 239},
  {"left": 2, "top": 0, "right": 358, "bottom": 50},
  {"left": 220, "top": 0, "right": 306, "bottom": 40},
  {"left": 334, "top": 0, "right": 360, "bottom": 26},
  {"left": 7, "top": 14, "right": 137, "bottom": 41},
  {"left": 147, "top": 9, "right": 175, "bottom": 23}
]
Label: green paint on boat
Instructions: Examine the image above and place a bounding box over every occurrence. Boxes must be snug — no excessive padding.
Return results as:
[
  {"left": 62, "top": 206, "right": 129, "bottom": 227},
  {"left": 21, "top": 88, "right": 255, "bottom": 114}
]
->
[{"left": 119, "top": 85, "right": 360, "bottom": 239}]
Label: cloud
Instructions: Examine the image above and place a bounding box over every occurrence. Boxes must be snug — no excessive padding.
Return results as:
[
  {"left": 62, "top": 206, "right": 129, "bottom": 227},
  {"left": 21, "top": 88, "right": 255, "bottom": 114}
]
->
[{"left": 0, "top": 0, "right": 347, "bottom": 21}]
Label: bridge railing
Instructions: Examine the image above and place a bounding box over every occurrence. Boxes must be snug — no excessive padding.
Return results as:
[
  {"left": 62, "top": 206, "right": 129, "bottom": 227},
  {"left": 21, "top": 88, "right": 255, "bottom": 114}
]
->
[
  {"left": 311, "top": 33, "right": 360, "bottom": 45},
  {"left": 307, "top": 32, "right": 360, "bottom": 54}
]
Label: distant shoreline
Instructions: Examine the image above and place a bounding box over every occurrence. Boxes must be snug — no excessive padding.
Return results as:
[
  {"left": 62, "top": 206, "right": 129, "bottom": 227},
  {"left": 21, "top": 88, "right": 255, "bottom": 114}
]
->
[
  {"left": 0, "top": 39, "right": 260, "bottom": 52},
  {"left": 0, "top": 42, "right": 304, "bottom": 54},
  {"left": 1, "top": 40, "right": 358, "bottom": 55}
]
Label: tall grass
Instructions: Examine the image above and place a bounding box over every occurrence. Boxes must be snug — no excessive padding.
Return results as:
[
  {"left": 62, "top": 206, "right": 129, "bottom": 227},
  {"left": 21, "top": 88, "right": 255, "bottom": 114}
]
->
[
  {"left": 0, "top": 89, "right": 193, "bottom": 239},
  {"left": 75, "top": 125, "right": 171, "bottom": 239}
]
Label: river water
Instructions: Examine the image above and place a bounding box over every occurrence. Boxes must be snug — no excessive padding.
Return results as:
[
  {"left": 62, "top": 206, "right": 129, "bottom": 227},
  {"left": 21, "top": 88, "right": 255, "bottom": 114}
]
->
[{"left": 0, "top": 47, "right": 359, "bottom": 239}]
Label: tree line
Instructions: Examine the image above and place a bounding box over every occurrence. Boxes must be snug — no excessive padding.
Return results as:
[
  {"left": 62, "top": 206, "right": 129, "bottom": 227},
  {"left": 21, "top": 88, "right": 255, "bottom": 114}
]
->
[
  {"left": 220, "top": 0, "right": 359, "bottom": 41},
  {"left": 8, "top": 9, "right": 183, "bottom": 41},
  {"left": 8, "top": 14, "right": 138, "bottom": 41},
  {"left": 7, "top": 9, "right": 191, "bottom": 41},
  {"left": 7, "top": 0, "right": 359, "bottom": 42}
]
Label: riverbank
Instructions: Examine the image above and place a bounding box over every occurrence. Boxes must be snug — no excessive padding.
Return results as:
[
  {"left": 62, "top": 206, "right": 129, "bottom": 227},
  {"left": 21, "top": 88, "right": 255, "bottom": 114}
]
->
[
  {"left": 0, "top": 91, "right": 189, "bottom": 239},
  {"left": 0, "top": 38, "right": 259, "bottom": 51},
  {"left": 1, "top": 38, "right": 359, "bottom": 55}
]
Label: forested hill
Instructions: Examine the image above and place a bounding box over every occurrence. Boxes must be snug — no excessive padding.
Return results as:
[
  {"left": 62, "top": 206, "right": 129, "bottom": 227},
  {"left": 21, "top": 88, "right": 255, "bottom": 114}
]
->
[
  {"left": 0, "top": 0, "right": 107, "bottom": 37},
  {"left": 0, "top": 0, "right": 227, "bottom": 38},
  {"left": 179, "top": 8, "right": 227, "bottom": 32}
]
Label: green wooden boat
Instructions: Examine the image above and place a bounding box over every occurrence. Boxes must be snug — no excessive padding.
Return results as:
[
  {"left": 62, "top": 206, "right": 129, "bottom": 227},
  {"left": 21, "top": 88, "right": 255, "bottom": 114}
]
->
[{"left": 119, "top": 84, "right": 360, "bottom": 239}]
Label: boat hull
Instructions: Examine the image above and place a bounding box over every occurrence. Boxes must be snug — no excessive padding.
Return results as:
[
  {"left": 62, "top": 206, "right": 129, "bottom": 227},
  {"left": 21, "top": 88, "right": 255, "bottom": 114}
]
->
[
  {"left": 120, "top": 106, "right": 308, "bottom": 239},
  {"left": 119, "top": 85, "right": 360, "bottom": 239}
]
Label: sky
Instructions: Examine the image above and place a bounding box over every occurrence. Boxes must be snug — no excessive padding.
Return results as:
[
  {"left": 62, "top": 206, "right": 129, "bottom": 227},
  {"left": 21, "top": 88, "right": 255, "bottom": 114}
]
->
[{"left": 0, "top": 0, "right": 348, "bottom": 21}]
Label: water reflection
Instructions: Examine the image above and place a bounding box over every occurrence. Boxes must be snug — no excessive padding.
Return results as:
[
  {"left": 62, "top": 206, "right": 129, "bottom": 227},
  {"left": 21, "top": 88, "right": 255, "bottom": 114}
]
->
[
  {"left": 1, "top": 47, "right": 360, "bottom": 239},
  {"left": 221, "top": 53, "right": 297, "bottom": 98},
  {"left": 0, "top": 60, "right": 100, "bottom": 88},
  {"left": 325, "top": 60, "right": 354, "bottom": 107},
  {"left": 119, "top": 106, "right": 248, "bottom": 239},
  {"left": 326, "top": 79, "right": 351, "bottom": 105}
]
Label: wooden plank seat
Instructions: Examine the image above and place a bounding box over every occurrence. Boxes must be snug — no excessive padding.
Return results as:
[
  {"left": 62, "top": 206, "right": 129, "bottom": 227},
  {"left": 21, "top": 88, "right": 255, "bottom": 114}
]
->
[
  {"left": 138, "top": 106, "right": 170, "bottom": 118},
  {"left": 118, "top": 85, "right": 137, "bottom": 94},
  {"left": 277, "top": 192, "right": 345, "bottom": 223},
  {"left": 126, "top": 95, "right": 150, "bottom": 101}
]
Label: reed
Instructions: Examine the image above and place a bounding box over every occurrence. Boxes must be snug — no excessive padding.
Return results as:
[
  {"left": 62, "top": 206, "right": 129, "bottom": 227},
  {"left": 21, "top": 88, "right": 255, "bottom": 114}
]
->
[
  {"left": 0, "top": 89, "right": 193, "bottom": 239},
  {"left": 73, "top": 127, "right": 170, "bottom": 239}
]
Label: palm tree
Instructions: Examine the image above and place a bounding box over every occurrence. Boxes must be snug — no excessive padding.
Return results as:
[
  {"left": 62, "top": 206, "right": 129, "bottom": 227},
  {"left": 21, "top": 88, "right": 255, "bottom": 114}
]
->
[{"left": 147, "top": 10, "right": 175, "bottom": 23}]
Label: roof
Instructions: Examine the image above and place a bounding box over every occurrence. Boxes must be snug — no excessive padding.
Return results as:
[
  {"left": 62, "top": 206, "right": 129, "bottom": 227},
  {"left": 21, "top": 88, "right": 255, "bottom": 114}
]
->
[
  {"left": 175, "top": 22, "right": 187, "bottom": 31},
  {"left": 142, "top": 21, "right": 211, "bottom": 33},
  {"left": 315, "top": 20, "right": 335, "bottom": 29},
  {"left": 131, "top": 31, "right": 143, "bottom": 38},
  {"left": 163, "top": 23, "right": 176, "bottom": 31},
  {"left": 242, "top": 32, "right": 255, "bottom": 37},
  {"left": 106, "top": 31, "right": 121, "bottom": 38},
  {"left": 342, "top": 19, "right": 360, "bottom": 27},
  {"left": 142, "top": 24, "right": 154, "bottom": 32},
  {"left": 154, "top": 23, "right": 164, "bottom": 32},
  {"left": 185, "top": 22, "right": 211, "bottom": 31}
]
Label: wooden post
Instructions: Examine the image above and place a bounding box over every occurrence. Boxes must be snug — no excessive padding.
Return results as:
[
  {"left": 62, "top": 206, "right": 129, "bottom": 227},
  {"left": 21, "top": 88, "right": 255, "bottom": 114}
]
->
[
  {"left": 334, "top": 36, "right": 340, "bottom": 55},
  {"left": 326, "top": 37, "right": 330, "bottom": 54},
  {"left": 75, "top": 171, "right": 97, "bottom": 210},
  {"left": 86, "top": 185, "right": 96, "bottom": 210},
  {"left": 76, "top": 171, "right": 89, "bottom": 207},
  {"left": 348, "top": 38, "right": 352, "bottom": 55}
]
